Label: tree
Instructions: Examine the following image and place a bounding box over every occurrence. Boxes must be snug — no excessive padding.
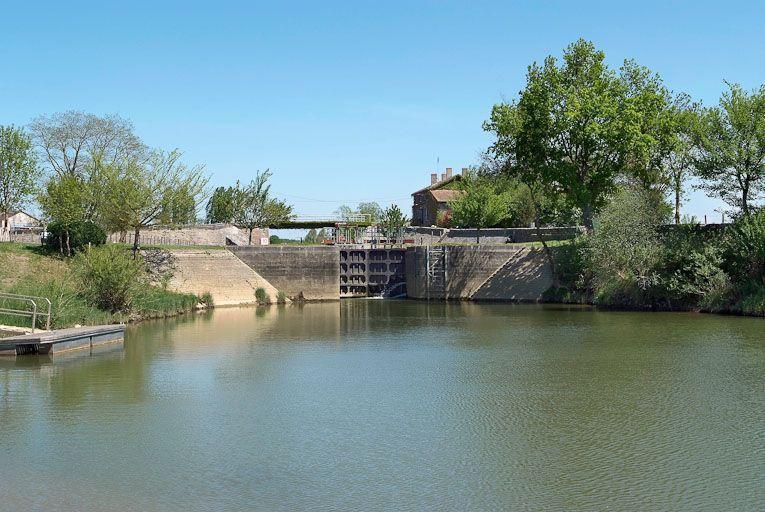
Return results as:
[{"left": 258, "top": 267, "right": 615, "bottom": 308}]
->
[
  {"left": 304, "top": 228, "right": 318, "bottom": 244},
  {"left": 103, "top": 150, "right": 207, "bottom": 256},
  {"left": 29, "top": 111, "right": 144, "bottom": 178},
  {"left": 158, "top": 182, "right": 199, "bottom": 225},
  {"left": 264, "top": 198, "right": 293, "bottom": 227},
  {"left": 205, "top": 186, "right": 238, "bottom": 223},
  {"left": 232, "top": 170, "right": 293, "bottom": 244},
  {"left": 619, "top": 61, "right": 679, "bottom": 196},
  {"left": 665, "top": 104, "right": 697, "bottom": 224},
  {"left": 39, "top": 174, "right": 88, "bottom": 255},
  {"left": 485, "top": 39, "right": 647, "bottom": 230},
  {"left": 381, "top": 204, "right": 408, "bottom": 241},
  {"left": 358, "top": 202, "right": 383, "bottom": 224},
  {"left": 692, "top": 82, "right": 765, "bottom": 215},
  {"left": 334, "top": 204, "right": 354, "bottom": 220},
  {"left": 0, "top": 125, "right": 38, "bottom": 213},
  {"left": 449, "top": 180, "right": 505, "bottom": 243}
]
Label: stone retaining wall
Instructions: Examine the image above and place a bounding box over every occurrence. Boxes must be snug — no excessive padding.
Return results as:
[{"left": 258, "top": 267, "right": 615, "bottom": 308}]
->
[
  {"left": 228, "top": 246, "right": 339, "bottom": 301},
  {"left": 109, "top": 224, "right": 269, "bottom": 246},
  {"left": 406, "top": 245, "right": 553, "bottom": 301}
]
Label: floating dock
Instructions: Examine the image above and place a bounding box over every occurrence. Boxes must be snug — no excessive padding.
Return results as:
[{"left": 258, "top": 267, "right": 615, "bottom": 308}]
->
[{"left": 0, "top": 325, "right": 125, "bottom": 356}]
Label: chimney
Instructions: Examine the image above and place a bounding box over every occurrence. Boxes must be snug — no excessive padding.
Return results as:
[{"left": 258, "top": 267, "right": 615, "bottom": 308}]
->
[
  {"left": 430, "top": 173, "right": 438, "bottom": 185},
  {"left": 445, "top": 167, "right": 453, "bottom": 179}
]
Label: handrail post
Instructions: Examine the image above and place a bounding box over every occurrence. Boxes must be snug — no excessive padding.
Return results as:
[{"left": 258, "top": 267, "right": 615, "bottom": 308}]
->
[
  {"left": 44, "top": 298, "right": 52, "bottom": 330},
  {"left": 31, "top": 300, "right": 37, "bottom": 334}
]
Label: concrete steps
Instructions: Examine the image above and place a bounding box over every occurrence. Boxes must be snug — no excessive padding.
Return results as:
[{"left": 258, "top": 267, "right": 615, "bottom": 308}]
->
[{"left": 167, "top": 249, "right": 285, "bottom": 306}]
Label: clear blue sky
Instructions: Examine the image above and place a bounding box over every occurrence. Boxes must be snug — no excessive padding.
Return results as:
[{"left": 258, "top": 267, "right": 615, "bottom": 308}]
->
[{"left": 3, "top": 0, "right": 764, "bottom": 223}]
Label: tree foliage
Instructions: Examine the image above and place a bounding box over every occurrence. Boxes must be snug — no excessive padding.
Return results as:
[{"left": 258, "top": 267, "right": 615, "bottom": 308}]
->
[
  {"left": 691, "top": 82, "right": 765, "bottom": 215},
  {"left": 29, "top": 111, "right": 144, "bottom": 178},
  {"left": 205, "top": 185, "right": 238, "bottom": 223},
  {"left": 357, "top": 202, "right": 384, "bottom": 223},
  {"left": 0, "top": 125, "right": 39, "bottom": 213},
  {"left": 590, "top": 187, "right": 667, "bottom": 305},
  {"left": 485, "top": 39, "right": 682, "bottom": 230},
  {"left": 381, "top": 204, "right": 408, "bottom": 239},
  {"left": 101, "top": 149, "right": 208, "bottom": 255},
  {"left": 232, "top": 170, "right": 294, "bottom": 244},
  {"left": 449, "top": 178, "right": 505, "bottom": 241},
  {"left": 39, "top": 174, "right": 88, "bottom": 255}
]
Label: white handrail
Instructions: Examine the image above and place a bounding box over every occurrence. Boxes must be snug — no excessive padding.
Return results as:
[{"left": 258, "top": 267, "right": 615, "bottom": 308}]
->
[{"left": 0, "top": 293, "right": 52, "bottom": 332}]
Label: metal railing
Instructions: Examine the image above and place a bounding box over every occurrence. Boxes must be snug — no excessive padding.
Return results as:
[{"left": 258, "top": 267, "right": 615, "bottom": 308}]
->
[{"left": 0, "top": 293, "right": 52, "bottom": 332}]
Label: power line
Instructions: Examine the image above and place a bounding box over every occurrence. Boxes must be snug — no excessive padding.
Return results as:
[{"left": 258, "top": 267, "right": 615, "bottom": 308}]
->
[{"left": 280, "top": 193, "right": 412, "bottom": 204}]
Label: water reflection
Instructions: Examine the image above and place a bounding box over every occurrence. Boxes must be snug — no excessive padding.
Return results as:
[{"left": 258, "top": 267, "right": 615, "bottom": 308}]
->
[{"left": 0, "top": 301, "right": 762, "bottom": 511}]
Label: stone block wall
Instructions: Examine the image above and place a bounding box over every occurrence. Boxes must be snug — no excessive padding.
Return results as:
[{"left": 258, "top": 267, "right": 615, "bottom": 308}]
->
[
  {"left": 228, "top": 246, "right": 339, "bottom": 301},
  {"left": 109, "top": 224, "right": 269, "bottom": 247},
  {"left": 406, "top": 245, "right": 553, "bottom": 301}
]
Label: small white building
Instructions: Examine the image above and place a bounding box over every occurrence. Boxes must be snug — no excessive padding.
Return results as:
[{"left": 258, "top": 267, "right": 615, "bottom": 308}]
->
[{"left": 0, "top": 211, "right": 42, "bottom": 242}]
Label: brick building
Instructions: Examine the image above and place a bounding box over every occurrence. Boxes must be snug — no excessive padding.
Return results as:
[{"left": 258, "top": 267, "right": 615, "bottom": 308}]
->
[{"left": 410, "top": 168, "right": 465, "bottom": 227}]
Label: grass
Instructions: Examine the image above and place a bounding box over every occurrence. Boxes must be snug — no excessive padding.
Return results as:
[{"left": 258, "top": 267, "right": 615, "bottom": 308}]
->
[{"left": 0, "top": 243, "right": 199, "bottom": 329}]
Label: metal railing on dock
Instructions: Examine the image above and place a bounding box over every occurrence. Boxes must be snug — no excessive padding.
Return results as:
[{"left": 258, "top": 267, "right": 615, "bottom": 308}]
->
[{"left": 0, "top": 293, "right": 52, "bottom": 332}]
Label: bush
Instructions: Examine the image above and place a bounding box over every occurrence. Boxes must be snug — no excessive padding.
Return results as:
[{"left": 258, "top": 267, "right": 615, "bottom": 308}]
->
[
  {"left": 725, "top": 209, "right": 765, "bottom": 282},
  {"left": 255, "top": 287, "right": 270, "bottom": 304},
  {"left": 73, "top": 245, "right": 143, "bottom": 312},
  {"left": 276, "top": 291, "right": 287, "bottom": 304},
  {"left": 46, "top": 221, "right": 106, "bottom": 254},
  {"left": 660, "top": 225, "right": 729, "bottom": 307},
  {"left": 590, "top": 188, "right": 665, "bottom": 306}
]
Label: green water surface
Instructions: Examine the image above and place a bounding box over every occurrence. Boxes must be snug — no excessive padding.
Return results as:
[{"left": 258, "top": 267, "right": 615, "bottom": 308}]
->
[{"left": 0, "top": 301, "right": 763, "bottom": 511}]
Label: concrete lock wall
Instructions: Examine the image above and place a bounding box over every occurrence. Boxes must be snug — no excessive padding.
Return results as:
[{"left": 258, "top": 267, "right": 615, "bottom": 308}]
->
[
  {"left": 228, "top": 246, "right": 339, "bottom": 301},
  {"left": 405, "top": 245, "right": 553, "bottom": 301}
]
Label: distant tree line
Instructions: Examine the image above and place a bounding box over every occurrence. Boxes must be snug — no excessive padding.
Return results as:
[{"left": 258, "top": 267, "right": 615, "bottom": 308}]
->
[{"left": 0, "top": 111, "right": 295, "bottom": 255}]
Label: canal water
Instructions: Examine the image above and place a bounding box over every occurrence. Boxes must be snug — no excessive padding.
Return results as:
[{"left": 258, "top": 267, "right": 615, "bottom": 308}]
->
[{"left": 0, "top": 301, "right": 763, "bottom": 511}]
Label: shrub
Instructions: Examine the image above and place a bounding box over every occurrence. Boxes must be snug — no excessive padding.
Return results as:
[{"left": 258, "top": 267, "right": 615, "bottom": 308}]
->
[
  {"left": 46, "top": 221, "right": 106, "bottom": 254},
  {"left": 255, "top": 287, "right": 270, "bottom": 304},
  {"left": 276, "top": 291, "right": 287, "bottom": 304},
  {"left": 725, "top": 209, "right": 765, "bottom": 282},
  {"left": 73, "top": 245, "right": 143, "bottom": 312},
  {"left": 589, "top": 188, "right": 665, "bottom": 305},
  {"left": 660, "top": 225, "right": 729, "bottom": 307}
]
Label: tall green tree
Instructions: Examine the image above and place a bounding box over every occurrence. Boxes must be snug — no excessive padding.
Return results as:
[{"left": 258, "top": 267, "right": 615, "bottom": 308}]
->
[
  {"left": 692, "top": 82, "right": 765, "bottom": 215},
  {"left": 103, "top": 150, "right": 207, "bottom": 255},
  {"left": 381, "top": 204, "right": 408, "bottom": 240},
  {"left": 232, "top": 170, "right": 293, "bottom": 244},
  {"left": 620, "top": 62, "right": 683, "bottom": 197},
  {"left": 485, "top": 39, "right": 656, "bottom": 230},
  {"left": 0, "top": 125, "right": 38, "bottom": 213},
  {"left": 357, "top": 202, "right": 384, "bottom": 224},
  {"left": 39, "top": 174, "right": 88, "bottom": 255},
  {"left": 449, "top": 181, "right": 505, "bottom": 243},
  {"left": 205, "top": 186, "right": 238, "bottom": 223}
]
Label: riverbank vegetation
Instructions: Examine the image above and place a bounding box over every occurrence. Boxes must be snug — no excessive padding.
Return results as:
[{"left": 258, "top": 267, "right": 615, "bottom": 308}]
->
[
  {"left": 0, "top": 243, "right": 200, "bottom": 329},
  {"left": 478, "top": 38, "right": 765, "bottom": 315}
]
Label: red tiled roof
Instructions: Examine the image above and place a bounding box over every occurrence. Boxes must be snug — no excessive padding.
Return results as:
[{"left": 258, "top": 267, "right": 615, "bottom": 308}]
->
[{"left": 429, "top": 189, "right": 465, "bottom": 203}]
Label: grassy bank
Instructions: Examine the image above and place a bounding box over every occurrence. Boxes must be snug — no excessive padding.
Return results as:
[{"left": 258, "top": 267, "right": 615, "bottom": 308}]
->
[{"left": 0, "top": 243, "right": 199, "bottom": 330}]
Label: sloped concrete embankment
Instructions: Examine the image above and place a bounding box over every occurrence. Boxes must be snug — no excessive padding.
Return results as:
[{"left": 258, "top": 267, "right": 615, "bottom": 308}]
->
[
  {"left": 405, "top": 246, "right": 553, "bottom": 301},
  {"left": 228, "top": 246, "right": 339, "bottom": 301},
  {"left": 167, "top": 249, "right": 284, "bottom": 306}
]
